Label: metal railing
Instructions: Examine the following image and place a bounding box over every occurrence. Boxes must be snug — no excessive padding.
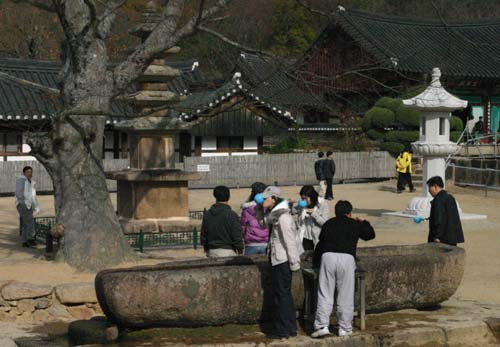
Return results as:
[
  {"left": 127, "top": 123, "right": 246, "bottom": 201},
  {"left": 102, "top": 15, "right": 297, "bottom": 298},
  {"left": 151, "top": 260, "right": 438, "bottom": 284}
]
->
[
  {"left": 448, "top": 164, "right": 500, "bottom": 196},
  {"left": 446, "top": 130, "right": 499, "bottom": 166},
  {"left": 32, "top": 209, "right": 206, "bottom": 252}
]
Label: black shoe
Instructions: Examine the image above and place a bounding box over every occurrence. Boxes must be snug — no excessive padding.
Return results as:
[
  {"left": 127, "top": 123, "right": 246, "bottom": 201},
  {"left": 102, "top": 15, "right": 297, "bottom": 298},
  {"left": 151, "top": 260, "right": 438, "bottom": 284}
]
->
[
  {"left": 28, "top": 239, "right": 37, "bottom": 246},
  {"left": 266, "top": 333, "right": 289, "bottom": 340},
  {"left": 409, "top": 188, "right": 416, "bottom": 192},
  {"left": 22, "top": 242, "right": 31, "bottom": 248}
]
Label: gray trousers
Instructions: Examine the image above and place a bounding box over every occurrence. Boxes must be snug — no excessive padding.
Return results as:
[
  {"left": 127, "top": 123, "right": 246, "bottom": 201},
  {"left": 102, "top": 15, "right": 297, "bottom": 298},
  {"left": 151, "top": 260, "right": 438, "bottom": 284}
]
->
[
  {"left": 207, "top": 249, "right": 237, "bottom": 258},
  {"left": 17, "top": 204, "right": 34, "bottom": 243},
  {"left": 314, "top": 252, "right": 355, "bottom": 332}
]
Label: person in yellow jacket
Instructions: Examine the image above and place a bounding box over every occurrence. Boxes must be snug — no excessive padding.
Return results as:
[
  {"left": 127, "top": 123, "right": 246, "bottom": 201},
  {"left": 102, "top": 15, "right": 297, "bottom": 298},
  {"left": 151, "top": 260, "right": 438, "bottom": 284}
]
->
[{"left": 396, "top": 147, "right": 416, "bottom": 193}]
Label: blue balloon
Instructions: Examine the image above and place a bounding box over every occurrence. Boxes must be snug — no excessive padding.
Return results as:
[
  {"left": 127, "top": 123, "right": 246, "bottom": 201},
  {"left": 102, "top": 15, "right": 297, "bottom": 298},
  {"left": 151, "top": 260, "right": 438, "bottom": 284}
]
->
[
  {"left": 413, "top": 216, "right": 423, "bottom": 224},
  {"left": 298, "top": 199, "right": 308, "bottom": 208},
  {"left": 254, "top": 193, "right": 264, "bottom": 205}
]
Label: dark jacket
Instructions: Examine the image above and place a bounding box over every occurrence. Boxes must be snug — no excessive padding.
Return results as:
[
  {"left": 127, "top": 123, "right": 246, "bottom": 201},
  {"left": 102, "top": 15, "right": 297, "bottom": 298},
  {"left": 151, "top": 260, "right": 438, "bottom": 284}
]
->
[
  {"left": 428, "top": 190, "right": 464, "bottom": 245},
  {"left": 313, "top": 216, "right": 375, "bottom": 267},
  {"left": 201, "top": 203, "right": 244, "bottom": 252},
  {"left": 314, "top": 159, "right": 325, "bottom": 181},
  {"left": 323, "top": 158, "right": 336, "bottom": 179}
]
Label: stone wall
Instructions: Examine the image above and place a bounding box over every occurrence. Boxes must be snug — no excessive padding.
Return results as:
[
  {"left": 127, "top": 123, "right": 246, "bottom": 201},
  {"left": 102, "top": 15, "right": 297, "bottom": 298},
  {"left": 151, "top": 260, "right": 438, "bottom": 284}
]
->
[{"left": 0, "top": 281, "right": 101, "bottom": 323}]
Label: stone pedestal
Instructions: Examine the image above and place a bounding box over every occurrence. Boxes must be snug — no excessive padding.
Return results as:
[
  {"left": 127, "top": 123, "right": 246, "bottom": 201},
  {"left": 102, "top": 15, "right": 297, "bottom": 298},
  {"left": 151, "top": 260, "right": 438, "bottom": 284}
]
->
[{"left": 105, "top": 169, "right": 201, "bottom": 232}]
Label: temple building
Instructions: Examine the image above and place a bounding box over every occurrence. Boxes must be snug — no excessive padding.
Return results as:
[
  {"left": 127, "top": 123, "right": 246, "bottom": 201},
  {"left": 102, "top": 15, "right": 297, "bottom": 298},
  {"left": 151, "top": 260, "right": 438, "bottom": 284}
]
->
[{"left": 296, "top": 7, "right": 500, "bottom": 137}]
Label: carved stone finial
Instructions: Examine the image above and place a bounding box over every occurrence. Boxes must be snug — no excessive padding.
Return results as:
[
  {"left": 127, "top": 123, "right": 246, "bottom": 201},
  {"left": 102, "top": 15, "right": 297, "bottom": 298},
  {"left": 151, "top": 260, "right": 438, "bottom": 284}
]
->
[{"left": 430, "top": 67, "right": 442, "bottom": 87}]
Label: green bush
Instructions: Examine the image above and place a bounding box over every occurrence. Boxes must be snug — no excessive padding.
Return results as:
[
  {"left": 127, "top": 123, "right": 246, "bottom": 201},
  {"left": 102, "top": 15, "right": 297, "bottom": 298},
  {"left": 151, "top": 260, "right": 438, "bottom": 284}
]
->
[
  {"left": 268, "top": 134, "right": 309, "bottom": 153},
  {"left": 450, "top": 131, "right": 462, "bottom": 142},
  {"left": 450, "top": 116, "right": 464, "bottom": 131},
  {"left": 367, "top": 107, "right": 395, "bottom": 129},
  {"left": 395, "top": 107, "right": 421, "bottom": 128},
  {"left": 366, "top": 129, "right": 385, "bottom": 141},
  {"left": 361, "top": 113, "right": 372, "bottom": 130},
  {"left": 375, "top": 97, "right": 402, "bottom": 112},
  {"left": 385, "top": 130, "right": 419, "bottom": 143},
  {"left": 380, "top": 141, "right": 405, "bottom": 156}
]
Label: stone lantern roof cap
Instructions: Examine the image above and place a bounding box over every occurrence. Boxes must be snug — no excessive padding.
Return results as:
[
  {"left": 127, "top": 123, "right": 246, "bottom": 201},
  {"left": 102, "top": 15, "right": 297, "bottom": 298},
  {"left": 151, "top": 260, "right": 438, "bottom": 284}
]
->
[{"left": 402, "top": 68, "right": 468, "bottom": 112}]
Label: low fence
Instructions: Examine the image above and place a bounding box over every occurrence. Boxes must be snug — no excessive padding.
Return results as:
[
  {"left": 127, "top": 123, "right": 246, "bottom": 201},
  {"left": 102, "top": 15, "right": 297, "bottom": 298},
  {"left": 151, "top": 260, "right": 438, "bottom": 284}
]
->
[
  {"left": 184, "top": 151, "right": 395, "bottom": 188},
  {"left": 34, "top": 210, "right": 206, "bottom": 251},
  {"left": 447, "top": 164, "right": 500, "bottom": 196},
  {"left": 0, "top": 159, "right": 129, "bottom": 194}
]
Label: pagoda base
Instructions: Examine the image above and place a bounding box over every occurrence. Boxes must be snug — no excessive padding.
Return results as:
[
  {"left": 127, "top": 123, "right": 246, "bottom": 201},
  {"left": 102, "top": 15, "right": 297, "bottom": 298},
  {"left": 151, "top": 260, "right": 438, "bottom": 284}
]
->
[{"left": 119, "top": 218, "right": 201, "bottom": 234}]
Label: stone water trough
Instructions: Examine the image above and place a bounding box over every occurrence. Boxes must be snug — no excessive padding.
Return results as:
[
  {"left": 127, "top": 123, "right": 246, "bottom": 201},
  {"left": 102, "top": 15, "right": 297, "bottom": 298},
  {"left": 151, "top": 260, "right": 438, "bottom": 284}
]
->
[{"left": 95, "top": 243, "right": 464, "bottom": 328}]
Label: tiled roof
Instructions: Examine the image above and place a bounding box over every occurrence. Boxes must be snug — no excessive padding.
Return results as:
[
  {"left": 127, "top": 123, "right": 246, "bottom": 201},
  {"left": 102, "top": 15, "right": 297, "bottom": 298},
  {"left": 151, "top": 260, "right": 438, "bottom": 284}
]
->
[
  {"left": 0, "top": 58, "right": 206, "bottom": 121},
  {"left": 317, "top": 8, "right": 500, "bottom": 79},
  {"left": 175, "top": 75, "right": 295, "bottom": 125},
  {"left": 235, "top": 53, "right": 323, "bottom": 108}
]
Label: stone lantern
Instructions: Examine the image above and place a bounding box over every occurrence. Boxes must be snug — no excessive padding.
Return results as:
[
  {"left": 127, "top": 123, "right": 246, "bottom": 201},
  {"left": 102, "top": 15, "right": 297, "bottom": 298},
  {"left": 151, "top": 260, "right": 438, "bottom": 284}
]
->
[{"left": 403, "top": 68, "right": 466, "bottom": 217}]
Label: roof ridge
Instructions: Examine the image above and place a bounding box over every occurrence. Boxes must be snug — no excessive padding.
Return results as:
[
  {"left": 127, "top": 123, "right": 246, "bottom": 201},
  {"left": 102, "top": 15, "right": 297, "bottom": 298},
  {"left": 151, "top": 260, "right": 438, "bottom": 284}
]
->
[{"left": 339, "top": 7, "right": 500, "bottom": 27}]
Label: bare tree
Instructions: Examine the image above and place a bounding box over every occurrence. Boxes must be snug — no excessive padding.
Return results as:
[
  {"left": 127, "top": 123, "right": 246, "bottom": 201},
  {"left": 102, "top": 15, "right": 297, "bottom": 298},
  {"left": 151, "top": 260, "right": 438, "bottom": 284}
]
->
[{"left": 15, "top": 0, "right": 232, "bottom": 271}]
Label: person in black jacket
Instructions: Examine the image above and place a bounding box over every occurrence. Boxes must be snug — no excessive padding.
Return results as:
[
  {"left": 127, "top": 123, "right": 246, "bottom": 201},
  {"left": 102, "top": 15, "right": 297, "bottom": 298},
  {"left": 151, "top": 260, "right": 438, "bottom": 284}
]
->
[
  {"left": 314, "top": 152, "right": 326, "bottom": 197},
  {"left": 311, "top": 200, "right": 375, "bottom": 338},
  {"left": 201, "top": 186, "right": 244, "bottom": 257},
  {"left": 427, "top": 176, "right": 464, "bottom": 246},
  {"left": 323, "top": 151, "right": 336, "bottom": 200}
]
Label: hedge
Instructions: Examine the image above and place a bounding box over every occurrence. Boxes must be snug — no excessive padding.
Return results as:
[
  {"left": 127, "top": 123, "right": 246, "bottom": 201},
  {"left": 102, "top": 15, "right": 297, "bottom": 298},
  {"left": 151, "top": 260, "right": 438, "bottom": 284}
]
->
[
  {"left": 366, "top": 129, "right": 385, "bottom": 141},
  {"left": 368, "top": 107, "right": 395, "bottom": 129},
  {"left": 395, "top": 107, "right": 420, "bottom": 128},
  {"left": 450, "top": 116, "right": 464, "bottom": 131},
  {"left": 385, "top": 130, "right": 419, "bottom": 143},
  {"left": 379, "top": 141, "right": 405, "bottom": 155},
  {"left": 375, "top": 97, "right": 402, "bottom": 112}
]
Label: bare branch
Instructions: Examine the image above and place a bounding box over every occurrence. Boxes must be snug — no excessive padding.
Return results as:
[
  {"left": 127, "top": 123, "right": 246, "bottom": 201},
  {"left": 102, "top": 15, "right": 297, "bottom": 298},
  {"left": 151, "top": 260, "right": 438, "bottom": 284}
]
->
[
  {"left": 198, "top": 25, "right": 273, "bottom": 57},
  {"left": 113, "top": 0, "right": 232, "bottom": 93},
  {"left": 11, "top": 0, "right": 56, "bottom": 12},
  {"left": 97, "top": 0, "right": 128, "bottom": 38},
  {"left": 0, "top": 71, "right": 60, "bottom": 94},
  {"left": 295, "top": 0, "right": 330, "bottom": 18}
]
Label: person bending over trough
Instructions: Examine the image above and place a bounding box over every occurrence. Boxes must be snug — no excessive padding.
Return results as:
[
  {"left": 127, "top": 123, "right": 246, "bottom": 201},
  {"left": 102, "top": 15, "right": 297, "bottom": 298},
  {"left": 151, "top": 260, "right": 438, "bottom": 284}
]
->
[{"left": 311, "top": 200, "right": 375, "bottom": 338}]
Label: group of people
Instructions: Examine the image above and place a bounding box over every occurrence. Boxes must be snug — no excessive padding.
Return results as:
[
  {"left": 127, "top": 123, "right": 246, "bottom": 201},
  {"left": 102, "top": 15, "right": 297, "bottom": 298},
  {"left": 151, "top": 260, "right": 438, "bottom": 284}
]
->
[
  {"left": 200, "top": 173, "right": 465, "bottom": 339},
  {"left": 200, "top": 182, "right": 375, "bottom": 338}
]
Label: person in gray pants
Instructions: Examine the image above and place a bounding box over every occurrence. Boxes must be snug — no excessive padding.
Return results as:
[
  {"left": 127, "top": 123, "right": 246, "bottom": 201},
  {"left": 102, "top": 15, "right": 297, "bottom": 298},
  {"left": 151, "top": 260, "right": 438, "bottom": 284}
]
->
[
  {"left": 15, "top": 166, "right": 40, "bottom": 248},
  {"left": 311, "top": 200, "right": 375, "bottom": 338}
]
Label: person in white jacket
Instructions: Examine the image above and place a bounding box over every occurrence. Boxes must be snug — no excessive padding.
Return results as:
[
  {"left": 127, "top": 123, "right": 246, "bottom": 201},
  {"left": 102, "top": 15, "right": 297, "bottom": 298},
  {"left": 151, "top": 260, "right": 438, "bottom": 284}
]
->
[
  {"left": 296, "top": 185, "right": 329, "bottom": 250},
  {"left": 15, "top": 166, "right": 40, "bottom": 248},
  {"left": 260, "top": 186, "right": 302, "bottom": 339}
]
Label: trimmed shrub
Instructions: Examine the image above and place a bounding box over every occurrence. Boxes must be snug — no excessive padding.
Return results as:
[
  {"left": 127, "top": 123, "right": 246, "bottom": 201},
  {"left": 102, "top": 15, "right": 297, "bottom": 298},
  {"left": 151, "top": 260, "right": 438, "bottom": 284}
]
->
[
  {"left": 385, "top": 130, "right": 419, "bottom": 143},
  {"left": 375, "top": 97, "right": 402, "bottom": 112},
  {"left": 450, "top": 131, "right": 462, "bottom": 142},
  {"left": 380, "top": 141, "right": 405, "bottom": 155},
  {"left": 367, "top": 129, "right": 385, "bottom": 141},
  {"left": 368, "top": 107, "right": 395, "bottom": 129},
  {"left": 361, "top": 113, "right": 372, "bottom": 130},
  {"left": 395, "top": 107, "right": 421, "bottom": 128},
  {"left": 450, "top": 116, "right": 464, "bottom": 131},
  {"left": 380, "top": 141, "right": 405, "bottom": 156}
]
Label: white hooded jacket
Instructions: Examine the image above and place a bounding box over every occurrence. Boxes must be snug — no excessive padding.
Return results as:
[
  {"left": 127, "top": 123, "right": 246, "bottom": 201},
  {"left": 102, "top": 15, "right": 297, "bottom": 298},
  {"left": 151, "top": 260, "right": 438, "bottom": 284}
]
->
[{"left": 266, "top": 200, "right": 303, "bottom": 271}]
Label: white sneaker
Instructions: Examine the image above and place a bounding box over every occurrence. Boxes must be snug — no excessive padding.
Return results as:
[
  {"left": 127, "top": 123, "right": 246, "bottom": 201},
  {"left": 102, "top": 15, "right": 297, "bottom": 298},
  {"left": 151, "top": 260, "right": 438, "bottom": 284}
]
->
[
  {"left": 338, "top": 328, "right": 352, "bottom": 337},
  {"left": 311, "top": 326, "right": 331, "bottom": 338}
]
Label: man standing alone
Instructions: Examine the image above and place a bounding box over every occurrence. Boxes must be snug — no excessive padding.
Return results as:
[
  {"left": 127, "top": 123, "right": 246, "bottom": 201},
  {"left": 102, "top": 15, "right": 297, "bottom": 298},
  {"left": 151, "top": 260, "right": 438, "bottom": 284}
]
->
[
  {"left": 323, "top": 151, "right": 336, "bottom": 200},
  {"left": 314, "top": 152, "right": 326, "bottom": 198},
  {"left": 201, "top": 185, "right": 244, "bottom": 257},
  {"left": 15, "top": 166, "right": 39, "bottom": 248},
  {"left": 311, "top": 200, "right": 375, "bottom": 338},
  {"left": 427, "top": 176, "right": 464, "bottom": 246}
]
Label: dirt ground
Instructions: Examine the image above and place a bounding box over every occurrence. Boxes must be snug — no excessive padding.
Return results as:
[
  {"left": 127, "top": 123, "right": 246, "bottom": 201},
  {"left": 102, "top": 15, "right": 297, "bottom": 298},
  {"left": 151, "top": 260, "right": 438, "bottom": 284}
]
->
[{"left": 0, "top": 180, "right": 499, "bottom": 303}]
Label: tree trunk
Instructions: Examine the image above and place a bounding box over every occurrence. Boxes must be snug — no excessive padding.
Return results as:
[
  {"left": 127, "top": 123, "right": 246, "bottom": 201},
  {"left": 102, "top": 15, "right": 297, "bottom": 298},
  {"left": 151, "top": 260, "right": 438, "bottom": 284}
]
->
[{"left": 34, "top": 115, "right": 136, "bottom": 271}]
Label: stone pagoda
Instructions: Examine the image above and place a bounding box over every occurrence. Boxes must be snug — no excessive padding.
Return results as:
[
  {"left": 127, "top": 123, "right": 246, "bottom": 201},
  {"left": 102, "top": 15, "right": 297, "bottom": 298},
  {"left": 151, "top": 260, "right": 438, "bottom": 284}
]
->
[{"left": 106, "top": 1, "right": 200, "bottom": 233}]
